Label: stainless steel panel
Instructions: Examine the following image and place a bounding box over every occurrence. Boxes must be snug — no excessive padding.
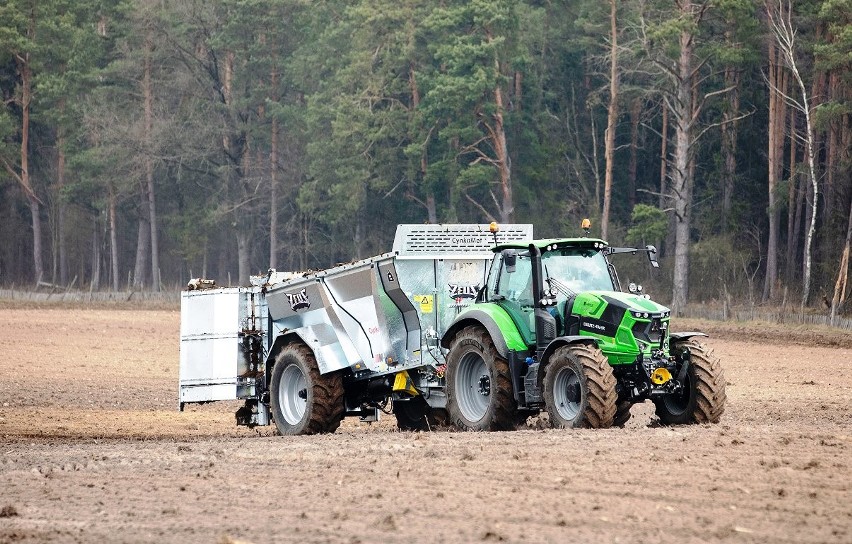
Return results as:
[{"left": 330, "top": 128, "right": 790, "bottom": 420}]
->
[
  {"left": 179, "top": 288, "right": 257, "bottom": 403},
  {"left": 266, "top": 280, "right": 361, "bottom": 372},
  {"left": 393, "top": 223, "right": 533, "bottom": 256}
]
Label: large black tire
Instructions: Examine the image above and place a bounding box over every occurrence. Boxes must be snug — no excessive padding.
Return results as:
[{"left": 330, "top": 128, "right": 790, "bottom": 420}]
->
[
  {"left": 543, "top": 344, "right": 617, "bottom": 429},
  {"left": 269, "top": 343, "right": 345, "bottom": 435},
  {"left": 613, "top": 400, "right": 632, "bottom": 427},
  {"left": 445, "top": 326, "right": 516, "bottom": 431},
  {"left": 654, "top": 339, "right": 726, "bottom": 424},
  {"left": 393, "top": 396, "right": 432, "bottom": 432}
]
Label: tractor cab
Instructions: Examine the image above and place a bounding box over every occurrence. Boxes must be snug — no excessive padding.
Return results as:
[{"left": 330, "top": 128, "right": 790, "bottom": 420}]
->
[
  {"left": 483, "top": 236, "right": 666, "bottom": 362},
  {"left": 485, "top": 239, "right": 614, "bottom": 341}
]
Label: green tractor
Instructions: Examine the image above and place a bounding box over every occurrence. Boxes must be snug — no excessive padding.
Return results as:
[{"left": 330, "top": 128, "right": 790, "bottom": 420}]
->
[{"left": 440, "top": 224, "right": 726, "bottom": 431}]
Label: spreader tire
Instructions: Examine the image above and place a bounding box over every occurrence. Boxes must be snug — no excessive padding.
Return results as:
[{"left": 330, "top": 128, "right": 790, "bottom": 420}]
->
[
  {"left": 393, "top": 396, "right": 432, "bottom": 432},
  {"left": 654, "top": 339, "right": 726, "bottom": 425},
  {"left": 543, "top": 344, "right": 617, "bottom": 429},
  {"left": 269, "top": 343, "right": 345, "bottom": 435},
  {"left": 445, "top": 326, "right": 516, "bottom": 431},
  {"left": 613, "top": 400, "right": 632, "bottom": 427}
]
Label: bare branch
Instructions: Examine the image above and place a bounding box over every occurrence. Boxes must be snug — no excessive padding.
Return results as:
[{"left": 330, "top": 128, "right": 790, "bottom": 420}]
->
[
  {"left": 1, "top": 158, "right": 23, "bottom": 186},
  {"left": 463, "top": 191, "right": 497, "bottom": 223},
  {"left": 691, "top": 109, "right": 755, "bottom": 147},
  {"left": 690, "top": 84, "right": 738, "bottom": 126},
  {"left": 383, "top": 177, "right": 406, "bottom": 199}
]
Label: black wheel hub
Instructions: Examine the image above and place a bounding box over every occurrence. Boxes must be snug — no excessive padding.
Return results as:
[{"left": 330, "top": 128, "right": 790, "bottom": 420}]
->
[
  {"left": 298, "top": 388, "right": 307, "bottom": 400},
  {"left": 566, "top": 382, "right": 581, "bottom": 404},
  {"left": 477, "top": 374, "right": 491, "bottom": 396}
]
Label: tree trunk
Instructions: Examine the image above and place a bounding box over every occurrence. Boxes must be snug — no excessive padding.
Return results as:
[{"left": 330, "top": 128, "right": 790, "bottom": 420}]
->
[
  {"left": 659, "top": 105, "right": 668, "bottom": 211},
  {"left": 270, "top": 112, "right": 279, "bottom": 269},
  {"left": 108, "top": 184, "right": 119, "bottom": 292},
  {"left": 670, "top": 21, "right": 695, "bottom": 316},
  {"left": 90, "top": 218, "right": 101, "bottom": 291},
  {"left": 628, "top": 98, "right": 641, "bottom": 212},
  {"left": 426, "top": 194, "right": 437, "bottom": 224},
  {"left": 796, "top": 63, "right": 819, "bottom": 308},
  {"left": 408, "top": 63, "right": 437, "bottom": 224},
  {"left": 824, "top": 70, "right": 840, "bottom": 224},
  {"left": 144, "top": 27, "right": 160, "bottom": 291},
  {"left": 237, "top": 231, "right": 250, "bottom": 285},
  {"left": 601, "top": 0, "right": 619, "bottom": 241},
  {"left": 721, "top": 64, "right": 740, "bottom": 231},
  {"left": 785, "top": 107, "right": 798, "bottom": 284},
  {"left": 830, "top": 197, "right": 852, "bottom": 324},
  {"left": 13, "top": 49, "right": 44, "bottom": 286},
  {"left": 493, "top": 73, "right": 513, "bottom": 223},
  {"left": 590, "top": 110, "right": 602, "bottom": 214},
  {"left": 133, "top": 184, "right": 150, "bottom": 289},
  {"left": 355, "top": 216, "right": 364, "bottom": 260},
  {"left": 764, "top": 45, "right": 786, "bottom": 302},
  {"left": 57, "top": 131, "right": 68, "bottom": 285}
]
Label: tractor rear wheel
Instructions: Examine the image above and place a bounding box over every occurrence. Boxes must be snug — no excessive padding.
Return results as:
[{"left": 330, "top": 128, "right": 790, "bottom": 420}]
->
[
  {"left": 654, "top": 339, "right": 726, "bottom": 424},
  {"left": 269, "top": 343, "right": 345, "bottom": 435},
  {"left": 445, "top": 326, "right": 516, "bottom": 431},
  {"left": 543, "top": 344, "right": 617, "bottom": 428}
]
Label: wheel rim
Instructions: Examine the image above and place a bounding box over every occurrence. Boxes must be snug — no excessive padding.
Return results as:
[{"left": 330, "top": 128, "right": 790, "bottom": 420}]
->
[
  {"left": 456, "top": 351, "right": 490, "bottom": 422},
  {"left": 279, "top": 364, "right": 307, "bottom": 424},
  {"left": 553, "top": 365, "right": 582, "bottom": 421}
]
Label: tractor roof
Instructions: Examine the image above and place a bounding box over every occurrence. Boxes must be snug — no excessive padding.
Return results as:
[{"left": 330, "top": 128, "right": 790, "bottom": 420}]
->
[{"left": 493, "top": 238, "right": 608, "bottom": 252}]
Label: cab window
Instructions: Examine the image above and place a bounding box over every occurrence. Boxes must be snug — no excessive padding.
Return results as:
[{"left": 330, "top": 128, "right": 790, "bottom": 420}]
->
[{"left": 496, "top": 254, "right": 533, "bottom": 307}]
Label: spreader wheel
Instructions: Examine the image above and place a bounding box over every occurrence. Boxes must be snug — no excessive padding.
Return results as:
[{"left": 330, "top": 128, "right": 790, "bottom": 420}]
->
[
  {"left": 543, "top": 343, "right": 617, "bottom": 429},
  {"left": 269, "top": 343, "right": 345, "bottom": 435},
  {"left": 393, "top": 396, "right": 433, "bottom": 432},
  {"left": 655, "top": 339, "right": 726, "bottom": 424},
  {"left": 613, "top": 400, "right": 633, "bottom": 427}
]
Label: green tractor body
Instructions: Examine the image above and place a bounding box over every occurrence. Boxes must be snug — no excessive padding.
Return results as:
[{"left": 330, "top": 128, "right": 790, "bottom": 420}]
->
[{"left": 441, "top": 236, "right": 726, "bottom": 430}]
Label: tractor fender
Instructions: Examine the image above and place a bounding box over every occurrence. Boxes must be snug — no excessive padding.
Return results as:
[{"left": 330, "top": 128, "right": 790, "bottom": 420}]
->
[
  {"left": 669, "top": 331, "right": 708, "bottom": 345},
  {"left": 540, "top": 335, "right": 601, "bottom": 366},
  {"left": 440, "top": 310, "right": 516, "bottom": 358}
]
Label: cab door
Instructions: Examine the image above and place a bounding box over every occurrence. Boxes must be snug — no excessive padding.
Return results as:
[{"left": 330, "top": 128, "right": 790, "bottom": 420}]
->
[{"left": 491, "top": 251, "right": 536, "bottom": 347}]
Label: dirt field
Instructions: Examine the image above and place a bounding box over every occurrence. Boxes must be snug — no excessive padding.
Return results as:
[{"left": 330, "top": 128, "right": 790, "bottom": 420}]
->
[{"left": 1, "top": 308, "right": 851, "bottom": 543}]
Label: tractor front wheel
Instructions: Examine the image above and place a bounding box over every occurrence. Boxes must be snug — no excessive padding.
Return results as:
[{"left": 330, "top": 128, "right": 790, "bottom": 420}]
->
[
  {"left": 445, "top": 326, "right": 516, "bottom": 431},
  {"left": 543, "top": 344, "right": 617, "bottom": 429},
  {"left": 269, "top": 343, "right": 345, "bottom": 435},
  {"left": 654, "top": 339, "right": 726, "bottom": 424}
]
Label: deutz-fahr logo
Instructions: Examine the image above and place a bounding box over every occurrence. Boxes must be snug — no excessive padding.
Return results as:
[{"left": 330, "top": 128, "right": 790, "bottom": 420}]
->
[
  {"left": 286, "top": 288, "right": 311, "bottom": 311},
  {"left": 448, "top": 283, "right": 480, "bottom": 300}
]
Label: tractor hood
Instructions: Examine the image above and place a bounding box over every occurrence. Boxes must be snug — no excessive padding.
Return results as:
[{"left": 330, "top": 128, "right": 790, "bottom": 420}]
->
[
  {"left": 572, "top": 291, "right": 670, "bottom": 319},
  {"left": 568, "top": 291, "right": 670, "bottom": 363}
]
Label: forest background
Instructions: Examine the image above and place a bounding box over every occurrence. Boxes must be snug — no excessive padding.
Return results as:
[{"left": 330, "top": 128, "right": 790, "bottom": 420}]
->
[{"left": 0, "top": 0, "right": 849, "bottom": 317}]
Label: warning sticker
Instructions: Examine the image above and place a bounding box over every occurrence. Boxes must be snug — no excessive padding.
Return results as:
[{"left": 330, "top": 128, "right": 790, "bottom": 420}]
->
[{"left": 413, "top": 295, "right": 434, "bottom": 313}]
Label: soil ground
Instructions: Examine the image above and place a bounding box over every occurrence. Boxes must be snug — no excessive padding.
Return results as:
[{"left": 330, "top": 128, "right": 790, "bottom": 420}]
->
[{"left": 1, "top": 308, "right": 851, "bottom": 543}]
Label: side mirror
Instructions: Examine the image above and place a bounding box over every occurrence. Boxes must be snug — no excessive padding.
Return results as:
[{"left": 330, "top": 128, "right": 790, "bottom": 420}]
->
[
  {"left": 646, "top": 245, "right": 659, "bottom": 268},
  {"left": 502, "top": 250, "right": 517, "bottom": 273}
]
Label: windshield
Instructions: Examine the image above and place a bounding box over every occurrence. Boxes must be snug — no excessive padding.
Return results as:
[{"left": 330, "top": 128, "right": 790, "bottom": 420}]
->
[{"left": 541, "top": 249, "right": 614, "bottom": 293}]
